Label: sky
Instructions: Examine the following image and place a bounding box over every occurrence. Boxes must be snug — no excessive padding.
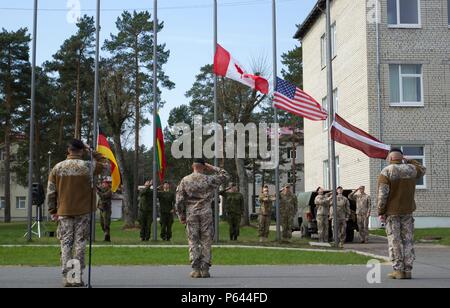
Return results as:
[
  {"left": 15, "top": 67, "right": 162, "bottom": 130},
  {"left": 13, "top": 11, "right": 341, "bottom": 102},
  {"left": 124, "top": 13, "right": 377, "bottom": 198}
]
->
[{"left": 0, "top": 0, "right": 317, "bottom": 148}]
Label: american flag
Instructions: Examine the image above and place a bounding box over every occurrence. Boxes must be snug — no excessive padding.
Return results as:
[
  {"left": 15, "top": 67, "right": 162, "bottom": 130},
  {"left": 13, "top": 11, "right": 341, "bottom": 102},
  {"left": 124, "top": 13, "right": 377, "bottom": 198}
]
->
[{"left": 274, "top": 77, "right": 328, "bottom": 121}]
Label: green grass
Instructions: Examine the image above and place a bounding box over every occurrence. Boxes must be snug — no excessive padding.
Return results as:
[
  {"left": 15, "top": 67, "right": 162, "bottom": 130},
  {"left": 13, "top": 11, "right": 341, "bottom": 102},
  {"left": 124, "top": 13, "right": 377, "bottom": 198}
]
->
[
  {"left": 371, "top": 228, "right": 450, "bottom": 246},
  {"left": 0, "top": 220, "right": 312, "bottom": 248},
  {"left": 0, "top": 246, "right": 374, "bottom": 266}
]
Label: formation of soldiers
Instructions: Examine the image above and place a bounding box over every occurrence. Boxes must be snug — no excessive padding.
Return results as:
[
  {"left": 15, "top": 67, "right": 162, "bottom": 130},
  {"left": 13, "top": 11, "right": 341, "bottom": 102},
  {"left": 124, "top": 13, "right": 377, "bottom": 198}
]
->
[{"left": 314, "top": 185, "right": 371, "bottom": 248}]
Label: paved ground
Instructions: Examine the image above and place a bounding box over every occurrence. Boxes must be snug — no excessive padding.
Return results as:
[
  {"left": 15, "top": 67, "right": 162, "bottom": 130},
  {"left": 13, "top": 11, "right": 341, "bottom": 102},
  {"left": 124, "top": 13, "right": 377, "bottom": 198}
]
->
[{"left": 1, "top": 234, "right": 449, "bottom": 288}]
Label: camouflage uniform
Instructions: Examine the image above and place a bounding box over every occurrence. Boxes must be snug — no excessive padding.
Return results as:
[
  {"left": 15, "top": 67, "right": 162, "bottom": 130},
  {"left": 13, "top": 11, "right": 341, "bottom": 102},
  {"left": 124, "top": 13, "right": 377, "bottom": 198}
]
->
[
  {"left": 221, "top": 191, "right": 244, "bottom": 241},
  {"left": 97, "top": 186, "right": 112, "bottom": 239},
  {"left": 57, "top": 214, "right": 91, "bottom": 277},
  {"left": 158, "top": 191, "right": 176, "bottom": 241},
  {"left": 349, "top": 190, "right": 371, "bottom": 243},
  {"left": 280, "top": 191, "right": 298, "bottom": 240},
  {"left": 377, "top": 159, "right": 426, "bottom": 273},
  {"left": 314, "top": 195, "right": 330, "bottom": 242},
  {"left": 176, "top": 166, "right": 229, "bottom": 272},
  {"left": 258, "top": 193, "right": 275, "bottom": 239},
  {"left": 329, "top": 195, "right": 351, "bottom": 246},
  {"left": 139, "top": 187, "right": 153, "bottom": 241},
  {"left": 47, "top": 150, "right": 107, "bottom": 283}
]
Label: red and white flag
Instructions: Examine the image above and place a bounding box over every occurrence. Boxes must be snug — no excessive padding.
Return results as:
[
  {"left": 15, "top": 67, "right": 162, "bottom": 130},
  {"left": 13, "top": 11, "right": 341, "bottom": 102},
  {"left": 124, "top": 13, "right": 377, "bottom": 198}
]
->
[
  {"left": 331, "top": 114, "right": 390, "bottom": 159},
  {"left": 214, "top": 44, "right": 269, "bottom": 94}
]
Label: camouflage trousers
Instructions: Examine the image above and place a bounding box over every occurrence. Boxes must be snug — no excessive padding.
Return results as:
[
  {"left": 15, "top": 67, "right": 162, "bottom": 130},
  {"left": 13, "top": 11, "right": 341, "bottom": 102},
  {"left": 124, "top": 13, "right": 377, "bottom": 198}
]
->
[
  {"left": 281, "top": 214, "right": 293, "bottom": 239},
  {"left": 332, "top": 219, "right": 347, "bottom": 244},
  {"left": 57, "top": 213, "right": 91, "bottom": 276},
  {"left": 316, "top": 215, "right": 329, "bottom": 242},
  {"left": 258, "top": 214, "right": 271, "bottom": 238},
  {"left": 186, "top": 213, "right": 214, "bottom": 270},
  {"left": 386, "top": 214, "right": 415, "bottom": 272},
  {"left": 227, "top": 214, "right": 241, "bottom": 240},
  {"left": 160, "top": 212, "right": 174, "bottom": 241},
  {"left": 100, "top": 207, "right": 111, "bottom": 236},
  {"left": 357, "top": 215, "right": 369, "bottom": 242}
]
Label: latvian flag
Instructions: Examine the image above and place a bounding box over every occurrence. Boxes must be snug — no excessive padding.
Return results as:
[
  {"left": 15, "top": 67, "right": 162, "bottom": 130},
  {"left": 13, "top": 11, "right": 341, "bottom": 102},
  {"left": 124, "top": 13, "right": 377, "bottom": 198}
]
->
[{"left": 331, "top": 114, "right": 391, "bottom": 159}]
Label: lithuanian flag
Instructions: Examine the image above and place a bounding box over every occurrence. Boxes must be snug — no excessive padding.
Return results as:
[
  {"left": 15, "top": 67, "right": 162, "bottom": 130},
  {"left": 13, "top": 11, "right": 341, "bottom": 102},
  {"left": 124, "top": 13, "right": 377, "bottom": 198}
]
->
[
  {"left": 156, "top": 113, "right": 166, "bottom": 182},
  {"left": 97, "top": 128, "right": 121, "bottom": 192}
]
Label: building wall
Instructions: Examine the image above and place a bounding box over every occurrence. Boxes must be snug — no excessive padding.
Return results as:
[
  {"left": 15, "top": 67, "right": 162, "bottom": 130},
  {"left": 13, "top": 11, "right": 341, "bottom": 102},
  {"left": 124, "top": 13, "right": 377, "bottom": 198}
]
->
[
  {"left": 303, "top": 0, "right": 371, "bottom": 193},
  {"left": 0, "top": 144, "right": 36, "bottom": 221},
  {"left": 367, "top": 0, "right": 450, "bottom": 218}
]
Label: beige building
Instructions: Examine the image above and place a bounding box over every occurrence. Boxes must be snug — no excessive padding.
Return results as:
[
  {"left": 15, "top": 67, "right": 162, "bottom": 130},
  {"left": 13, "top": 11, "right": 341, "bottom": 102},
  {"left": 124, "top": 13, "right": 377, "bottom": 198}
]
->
[
  {"left": 0, "top": 142, "right": 37, "bottom": 221},
  {"left": 295, "top": 0, "right": 450, "bottom": 227}
]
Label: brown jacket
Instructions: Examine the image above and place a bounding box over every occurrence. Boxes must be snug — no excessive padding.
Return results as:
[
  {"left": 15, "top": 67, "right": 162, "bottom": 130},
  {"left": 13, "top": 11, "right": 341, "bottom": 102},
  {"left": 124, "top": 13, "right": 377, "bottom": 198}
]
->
[
  {"left": 47, "top": 151, "right": 107, "bottom": 216},
  {"left": 377, "top": 160, "right": 426, "bottom": 216}
]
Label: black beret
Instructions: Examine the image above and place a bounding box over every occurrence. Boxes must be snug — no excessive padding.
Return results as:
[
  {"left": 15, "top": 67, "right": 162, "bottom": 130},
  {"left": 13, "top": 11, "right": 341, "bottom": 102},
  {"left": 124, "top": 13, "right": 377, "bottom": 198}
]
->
[
  {"left": 193, "top": 158, "right": 206, "bottom": 165},
  {"left": 69, "top": 139, "right": 84, "bottom": 151}
]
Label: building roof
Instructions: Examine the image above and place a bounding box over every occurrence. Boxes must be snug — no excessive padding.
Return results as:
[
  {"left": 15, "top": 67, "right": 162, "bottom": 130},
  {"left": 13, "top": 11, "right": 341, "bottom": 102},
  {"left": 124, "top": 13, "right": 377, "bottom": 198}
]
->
[{"left": 294, "top": 0, "right": 328, "bottom": 40}]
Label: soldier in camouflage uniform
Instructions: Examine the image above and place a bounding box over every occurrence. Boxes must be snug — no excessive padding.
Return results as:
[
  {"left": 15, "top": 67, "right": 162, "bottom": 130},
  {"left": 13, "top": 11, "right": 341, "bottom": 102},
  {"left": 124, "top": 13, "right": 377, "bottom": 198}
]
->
[
  {"left": 220, "top": 183, "right": 244, "bottom": 241},
  {"left": 349, "top": 186, "right": 371, "bottom": 243},
  {"left": 280, "top": 184, "right": 298, "bottom": 241},
  {"left": 158, "top": 181, "right": 176, "bottom": 241},
  {"left": 47, "top": 139, "right": 107, "bottom": 287},
  {"left": 314, "top": 187, "right": 330, "bottom": 242},
  {"left": 176, "top": 159, "right": 229, "bottom": 278},
  {"left": 139, "top": 180, "right": 154, "bottom": 241},
  {"left": 377, "top": 148, "right": 426, "bottom": 280},
  {"left": 258, "top": 185, "right": 275, "bottom": 242},
  {"left": 97, "top": 180, "right": 112, "bottom": 242},
  {"left": 328, "top": 186, "right": 351, "bottom": 248}
]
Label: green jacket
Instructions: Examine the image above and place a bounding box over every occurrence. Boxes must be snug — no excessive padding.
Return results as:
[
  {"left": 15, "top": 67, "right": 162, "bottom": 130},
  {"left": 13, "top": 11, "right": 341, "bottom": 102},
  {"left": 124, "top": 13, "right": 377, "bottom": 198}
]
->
[
  {"left": 158, "top": 191, "right": 176, "bottom": 214},
  {"left": 221, "top": 192, "right": 244, "bottom": 217},
  {"left": 139, "top": 187, "right": 154, "bottom": 212}
]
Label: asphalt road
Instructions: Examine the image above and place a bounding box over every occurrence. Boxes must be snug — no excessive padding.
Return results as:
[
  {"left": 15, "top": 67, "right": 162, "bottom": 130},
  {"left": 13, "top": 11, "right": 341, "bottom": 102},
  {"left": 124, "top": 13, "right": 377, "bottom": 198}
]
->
[{"left": 1, "top": 235, "right": 449, "bottom": 288}]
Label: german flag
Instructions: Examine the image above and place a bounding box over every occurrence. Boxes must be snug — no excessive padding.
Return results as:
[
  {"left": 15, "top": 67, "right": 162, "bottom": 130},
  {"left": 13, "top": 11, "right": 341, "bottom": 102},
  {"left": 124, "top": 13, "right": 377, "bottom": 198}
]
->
[
  {"left": 97, "top": 128, "right": 121, "bottom": 192},
  {"left": 156, "top": 113, "right": 166, "bottom": 182}
]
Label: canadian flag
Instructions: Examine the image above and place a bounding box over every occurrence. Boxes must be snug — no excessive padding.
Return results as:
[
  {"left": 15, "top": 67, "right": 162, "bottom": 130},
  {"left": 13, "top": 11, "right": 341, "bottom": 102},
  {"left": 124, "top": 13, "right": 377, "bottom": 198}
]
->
[
  {"left": 331, "top": 114, "right": 391, "bottom": 159},
  {"left": 214, "top": 44, "right": 269, "bottom": 95}
]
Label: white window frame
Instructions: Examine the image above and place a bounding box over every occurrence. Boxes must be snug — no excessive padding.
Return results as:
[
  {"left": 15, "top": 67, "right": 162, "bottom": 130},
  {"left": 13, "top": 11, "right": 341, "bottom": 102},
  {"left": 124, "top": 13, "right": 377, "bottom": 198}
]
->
[
  {"left": 0, "top": 197, "right": 5, "bottom": 210},
  {"left": 397, "top": 146, "right": 427, "bottom": 189},
  {"left": 323, "top": 156, "right": 340, "bottom": 189},
  {"left": 388, "top": 0, "right": 422, "bottom": 28},
  {"left": 0, "top": 149, "right": 5, "bottom": 161},
  {"left": 16, "top": 197, "right": 26, "bottom": 210},
  {"left": 320, "top": 22, "right": 336, "bottom": 69},
  {"left": 287, "top": 149, "right": 297, "bottom": 160},
  {"left": 323, "top": 88, "right": 339, "bottom": 130},
  {"left": 390, "top": 64, "right": 424, "bottom": 107}
]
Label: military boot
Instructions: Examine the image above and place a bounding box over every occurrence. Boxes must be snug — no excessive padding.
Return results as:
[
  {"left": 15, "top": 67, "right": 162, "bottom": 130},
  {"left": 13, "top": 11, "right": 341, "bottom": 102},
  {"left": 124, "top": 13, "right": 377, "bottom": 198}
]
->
[
  {"left": 200, "top": 265, "right": 211, "bottom": 278},
  {"left": 190, "top": 269, "right": 202, "bottom": 278},
  {"left": 387, "top": 271, "right": 405, "bottom": 279},
  {"left": 403, "top": 271, "right": 412, "bottom": 279}
]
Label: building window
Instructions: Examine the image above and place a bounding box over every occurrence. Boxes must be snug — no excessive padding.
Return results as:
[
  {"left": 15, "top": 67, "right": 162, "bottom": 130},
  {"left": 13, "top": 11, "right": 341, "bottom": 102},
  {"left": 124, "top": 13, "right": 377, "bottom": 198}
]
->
[
  {"left": 0, "top": 197, "right": 5, "bottom": 210},
  {"left": 0, "top": 149, "right": 5, "bottom": 161},
  {"left": 320, "top": 23, "right": 336, "bottom": 68},
  {"left": 448, "top": 0, "right": 450, "bottom": 26},
  {"left": 287, "top": 171, "right": 298, "bottom": 184},
  {"left": 287, "top": 149, "right": 297, "bottom": 159},
  {"left": 388, "top": 0, "right": 421, "bottom": 27},
  {"left": 323, "top": 157, "right": 340, "bottom": 190},
  {"left": 389, "top": 64, "right": 423, "bottom": 106},
  {"left": 322, "top": 89, "right": 339, "bottom": 130},
  {"left": 393, "top": 146, "right": 426, "bottom": 189},
  {"left": 16, "top": 197, "right": 26, "bottom": 210}
]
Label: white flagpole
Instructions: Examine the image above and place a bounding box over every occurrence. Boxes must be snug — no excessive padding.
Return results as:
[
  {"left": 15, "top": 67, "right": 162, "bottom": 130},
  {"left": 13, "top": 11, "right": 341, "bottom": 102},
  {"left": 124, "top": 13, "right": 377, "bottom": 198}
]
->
[
  {"left": 152, "top": 0, "right": 159, "bottom": 241},
  {"left": 213, "top": 0, "right": 220, "bottom": 243},
  {"left": 26, "top": 0, "right": 38, "bottom": 242},
  {"left": 325, "top": 0, "right": 338, "bottom": 247},
  {"left": 272, "top": 0, "right": 281, "bottom": 241}
]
